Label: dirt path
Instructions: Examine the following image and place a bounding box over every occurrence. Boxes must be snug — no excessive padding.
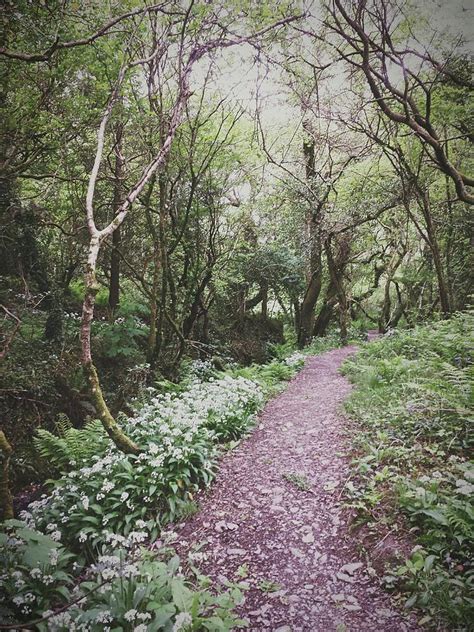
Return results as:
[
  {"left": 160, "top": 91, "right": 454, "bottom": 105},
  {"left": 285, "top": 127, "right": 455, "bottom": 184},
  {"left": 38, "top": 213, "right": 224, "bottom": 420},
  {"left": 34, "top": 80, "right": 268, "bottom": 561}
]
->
[{"left": 174, "top": 347, "right": 418, "bottom": 631}]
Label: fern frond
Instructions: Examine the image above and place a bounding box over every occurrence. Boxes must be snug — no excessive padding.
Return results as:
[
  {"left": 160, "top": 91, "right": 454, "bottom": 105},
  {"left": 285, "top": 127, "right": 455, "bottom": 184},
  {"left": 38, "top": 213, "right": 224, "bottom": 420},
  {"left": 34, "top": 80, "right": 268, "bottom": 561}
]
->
[
  {"left": 34, "top": 417, "right": 108, "bottom": 473},
  {"left": 54, "top": 413, "right": 72, "bottom": 438}
]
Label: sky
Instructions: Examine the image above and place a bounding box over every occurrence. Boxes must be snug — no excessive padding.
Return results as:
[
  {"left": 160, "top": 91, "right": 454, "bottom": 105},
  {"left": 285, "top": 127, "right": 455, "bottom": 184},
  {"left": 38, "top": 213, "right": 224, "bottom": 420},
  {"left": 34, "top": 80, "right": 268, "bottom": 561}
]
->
[{"left": 191, "top": 0, "right": 474, "bottom": 125}]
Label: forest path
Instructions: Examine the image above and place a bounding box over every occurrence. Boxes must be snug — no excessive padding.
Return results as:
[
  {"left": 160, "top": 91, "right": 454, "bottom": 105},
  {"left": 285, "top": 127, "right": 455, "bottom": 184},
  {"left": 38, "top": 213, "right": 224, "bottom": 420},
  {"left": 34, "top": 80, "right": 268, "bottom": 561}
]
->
[{"left": 175, "top": 347, "right": 418, "bottom": 631}]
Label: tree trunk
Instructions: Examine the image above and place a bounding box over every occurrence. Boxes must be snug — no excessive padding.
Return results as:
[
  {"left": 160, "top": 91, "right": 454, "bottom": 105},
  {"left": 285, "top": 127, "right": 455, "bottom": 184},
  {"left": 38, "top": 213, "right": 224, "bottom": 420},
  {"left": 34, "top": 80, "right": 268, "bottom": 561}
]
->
[
  {"left": 261, "top": 281, "right": 268, "bottom": 319},
  {"left": 0, "top": 431, "right": 14, "bottom": 521},
  {"left": 108, "top": 226, "right": 121, "bottom": 316},
  {"left": 108, "top": 124, "right": 124, "bottom": 316},
  {"left": 398, "top": 155, "right": 451, "bottom": 317},
  {"left": 379, "top": 279, "right": 393, "bottom": 333},
  {"left": 297, "top": 127, "right": 324, "bottom": 348},
  {"left": 298, "top": 259, "right": 322, "bottom": 348},
  {"left": 81, "top": 236, "right": 139, "bottom": 454},
  {"left": 199, "top": 295, "right": 211, "bottom": 354},
  {"left": 147, "top": 250, "right": 160, "bottom": 365},
  {"left": 322, "top": 234, "right": 351, "bottom": 341},
  {"left": 313, "top": 295, "right": 336, "bottom": 337},
  {"left": 151, "top": 172, "right": 169, "bottom": 367},
  {"left": 420, "top": 191, "right": 451, "bottom": 315},
  {"left": 237, "top": 283, "right": 247, "bottom": 322}
]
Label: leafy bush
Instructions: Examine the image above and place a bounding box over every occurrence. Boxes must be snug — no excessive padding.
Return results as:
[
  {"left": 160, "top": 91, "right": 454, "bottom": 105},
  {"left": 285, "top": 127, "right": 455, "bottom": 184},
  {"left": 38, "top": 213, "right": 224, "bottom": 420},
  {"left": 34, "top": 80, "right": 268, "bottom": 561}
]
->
[
  {"left": 342, "top": 311, "right": 474, "bottom": 628},
  {"left": 306, "top": 332, "right": 343, "bottom": 355},
  {"left": 93, "top": 315, "right": 148, "bottom": 361},
  {"left": 225, "top": 358, "right": 299, "bottom": 396},
  {"left": 0, "top": 519, "right": 75, "bottom": 622},
  {"left": 53, "top": 550, "right": 246, "bottom": 632}
]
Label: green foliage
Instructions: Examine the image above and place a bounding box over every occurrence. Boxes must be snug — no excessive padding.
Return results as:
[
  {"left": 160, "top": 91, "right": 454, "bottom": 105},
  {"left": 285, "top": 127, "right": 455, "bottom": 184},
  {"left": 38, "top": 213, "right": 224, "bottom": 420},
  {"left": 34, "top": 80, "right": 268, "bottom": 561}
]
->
[
  {"left": 68, "top": 280, "right": 109, "bottom": 309},
  {"left": 33, "top": 415, "right": 108, "bottom": 474},
  {"left": 59, "top": 551, "right": 247, "bottom": 632},
  {"left": 342, "top": 312, "right": 474, "bottom": 628},
  {"left": 0, "top": 519, "right": 75, "bottom": 622},
  {"left": 93, "top": 315, "right": 148, "bottom": 361},
  {"left": 225, "top": 358, "right": 298, "bottom": 396},
  {"left": 0, "top": 522, "right": 246, "bottom": 631},
  {"left": 306, "top": 332, "right": 343, "bottom": 355},
  {"left": 258, "top": 578, "right": 282, "bottom": 593},
  {"left": 24, "top": 376, "right": 263, "bottom": 557},
  {"left": 5, "top": 373, "right": 261, "bottom": 628}
]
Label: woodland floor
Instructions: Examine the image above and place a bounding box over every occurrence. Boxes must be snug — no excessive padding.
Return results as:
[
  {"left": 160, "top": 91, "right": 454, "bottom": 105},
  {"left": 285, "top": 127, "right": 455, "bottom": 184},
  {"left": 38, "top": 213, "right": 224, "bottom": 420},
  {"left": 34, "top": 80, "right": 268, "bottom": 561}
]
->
[{"left": 175, "top": 346, "right": 420, "bottom": 631}]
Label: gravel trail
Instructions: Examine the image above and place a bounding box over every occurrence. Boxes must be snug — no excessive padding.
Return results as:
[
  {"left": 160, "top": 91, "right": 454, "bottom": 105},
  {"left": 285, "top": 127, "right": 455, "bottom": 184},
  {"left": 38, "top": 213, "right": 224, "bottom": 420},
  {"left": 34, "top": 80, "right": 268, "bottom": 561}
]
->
[{"left": 174, "top": 347, "right": 418, "bottom": 631}]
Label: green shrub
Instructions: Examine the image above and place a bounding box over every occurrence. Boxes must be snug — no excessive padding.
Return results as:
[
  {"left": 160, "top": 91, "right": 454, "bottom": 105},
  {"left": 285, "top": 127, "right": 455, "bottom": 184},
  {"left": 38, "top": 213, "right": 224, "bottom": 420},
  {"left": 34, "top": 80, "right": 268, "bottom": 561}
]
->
[
  {"left": 5, "top": 374, "right": 262, "bottom": 628},
  {"left": 24, "top": 376, "right": 263, "bottom": 556},
  {"left": 93, "top": 315, "right": 148, "bottom": 361},
  {"left": 0, "top": 519, "right": 76, "bottom": 622}
]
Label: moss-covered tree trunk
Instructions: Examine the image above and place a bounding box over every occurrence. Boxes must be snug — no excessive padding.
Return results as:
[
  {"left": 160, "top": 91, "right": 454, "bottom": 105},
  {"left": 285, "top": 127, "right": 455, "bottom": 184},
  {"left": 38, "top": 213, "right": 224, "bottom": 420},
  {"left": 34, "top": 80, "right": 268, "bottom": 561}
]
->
[
  {"left": 324, "top": 235, "right": 351, "bottom": 342},
  {"left": 313, "top": 285, "right": 337, "bottom": 337},
  {"left": 0, "top": 431, "right": 14, "bottom": 521},
  {"left": 81, "top": 236, "right": 140, "bottom": 455},
  {"left": 298, "top": 251, "right": 322, "bottom": 347}
]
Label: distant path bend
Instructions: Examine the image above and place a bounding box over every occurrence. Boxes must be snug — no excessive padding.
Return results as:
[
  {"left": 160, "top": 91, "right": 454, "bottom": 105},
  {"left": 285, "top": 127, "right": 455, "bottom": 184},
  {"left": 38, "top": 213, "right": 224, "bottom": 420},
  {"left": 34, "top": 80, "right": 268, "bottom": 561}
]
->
[{"left": 175, "top": 346, "right": 418, "bottom": 631}]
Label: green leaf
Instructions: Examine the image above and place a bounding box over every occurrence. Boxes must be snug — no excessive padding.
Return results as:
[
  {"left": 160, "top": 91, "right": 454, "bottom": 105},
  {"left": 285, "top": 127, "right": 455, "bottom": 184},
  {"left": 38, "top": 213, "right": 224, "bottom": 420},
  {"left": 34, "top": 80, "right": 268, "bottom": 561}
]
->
[
  {"left": 147, "top": 603, "right": 175, "bottom": 625},
  {"left": 423, "top": 554, "right": 436, "bottom": 572},
  {"left": 415, "top": 509, "right": 449, "bottom": 525},
  {"left": 171, "top": 579, "right": 194, "bottom": 611}
]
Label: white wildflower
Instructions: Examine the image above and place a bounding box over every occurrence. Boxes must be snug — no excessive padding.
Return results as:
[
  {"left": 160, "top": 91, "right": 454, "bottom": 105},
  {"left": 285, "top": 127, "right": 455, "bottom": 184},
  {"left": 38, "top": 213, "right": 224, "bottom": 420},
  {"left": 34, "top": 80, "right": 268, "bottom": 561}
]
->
[
  {"left": 124, "top": 609, "right": 138, "bottom": 622},
  {"left": 173, "top": 612, "right": 193, "bottom": 631}
]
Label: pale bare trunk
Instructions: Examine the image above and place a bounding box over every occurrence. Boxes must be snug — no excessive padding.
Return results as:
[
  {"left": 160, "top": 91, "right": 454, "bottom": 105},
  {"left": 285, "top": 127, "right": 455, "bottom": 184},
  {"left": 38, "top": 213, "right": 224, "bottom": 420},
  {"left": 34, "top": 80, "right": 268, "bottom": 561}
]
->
[{"left": 81, "top": 237, "right": 140, "bottom": 453}]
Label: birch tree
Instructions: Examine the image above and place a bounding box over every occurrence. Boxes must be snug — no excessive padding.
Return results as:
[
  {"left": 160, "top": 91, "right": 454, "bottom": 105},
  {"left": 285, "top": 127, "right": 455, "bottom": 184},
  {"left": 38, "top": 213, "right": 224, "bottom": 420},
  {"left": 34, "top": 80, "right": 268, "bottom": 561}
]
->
[{"left": 79, "top": 3, "right": 301, "bottom": 453}]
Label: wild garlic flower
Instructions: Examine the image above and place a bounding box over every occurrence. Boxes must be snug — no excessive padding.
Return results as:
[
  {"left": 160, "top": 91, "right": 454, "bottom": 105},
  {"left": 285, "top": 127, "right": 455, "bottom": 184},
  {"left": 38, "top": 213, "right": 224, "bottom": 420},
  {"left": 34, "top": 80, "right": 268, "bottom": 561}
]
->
[{"left": 173, "top": 612, "right": 193, "bottom": 631}]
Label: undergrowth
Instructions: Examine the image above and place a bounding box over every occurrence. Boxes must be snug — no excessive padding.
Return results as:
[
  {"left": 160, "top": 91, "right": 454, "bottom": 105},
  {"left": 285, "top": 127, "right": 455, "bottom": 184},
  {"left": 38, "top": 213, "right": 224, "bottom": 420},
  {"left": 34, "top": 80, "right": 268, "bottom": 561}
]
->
[
  {"left": 342, "top": 311, "right": 473, "bottom": 629},
  {"left": 1, "top": 341, "right": 314, "bottom": 630}
]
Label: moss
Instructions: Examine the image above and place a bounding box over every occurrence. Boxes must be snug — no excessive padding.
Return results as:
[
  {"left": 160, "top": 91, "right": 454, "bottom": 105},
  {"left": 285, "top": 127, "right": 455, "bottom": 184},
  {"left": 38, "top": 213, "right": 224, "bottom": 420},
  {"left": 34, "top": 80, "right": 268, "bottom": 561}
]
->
[
  {"left": 0, "top": 431, "right": 14, "bottom": 520},
  {"left": 83, "top": 361, "right": 140, "bottom": 455}
]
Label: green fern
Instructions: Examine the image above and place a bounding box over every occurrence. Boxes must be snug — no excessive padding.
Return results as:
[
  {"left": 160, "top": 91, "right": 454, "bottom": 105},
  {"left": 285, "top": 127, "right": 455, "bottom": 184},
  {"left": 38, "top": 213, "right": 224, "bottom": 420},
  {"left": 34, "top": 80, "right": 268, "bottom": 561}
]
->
[
  {"left": 34, "top": 416, "right": 108, "bottom": 473},
  {"left": 445, "top": 503, "right": 474, "bottom": 541},
  {"left": 260, "top": 362, "right": 294, "bottom": 382},
  {"left": 54, "top": 412, "right": 72, "bottom": 437}
]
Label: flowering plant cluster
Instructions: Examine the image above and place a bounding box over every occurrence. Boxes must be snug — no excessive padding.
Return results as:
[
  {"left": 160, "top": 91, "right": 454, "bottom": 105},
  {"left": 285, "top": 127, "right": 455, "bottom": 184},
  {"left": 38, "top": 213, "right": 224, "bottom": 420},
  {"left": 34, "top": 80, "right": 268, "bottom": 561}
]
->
[
  {"left": 0, "top": 524, "right": 246, "bottom": 631},
  {"left": 284, "top": 351, "right": 306, "bottom": 368},
  {"left": 0, "top": 520, "right": 74, "bottom": 621},
  {"left": 20, "top": 376, "right": 262, "bottom": 553},
  {"left": 1, "top": 374, "right": 262, "bottom": 629}
]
